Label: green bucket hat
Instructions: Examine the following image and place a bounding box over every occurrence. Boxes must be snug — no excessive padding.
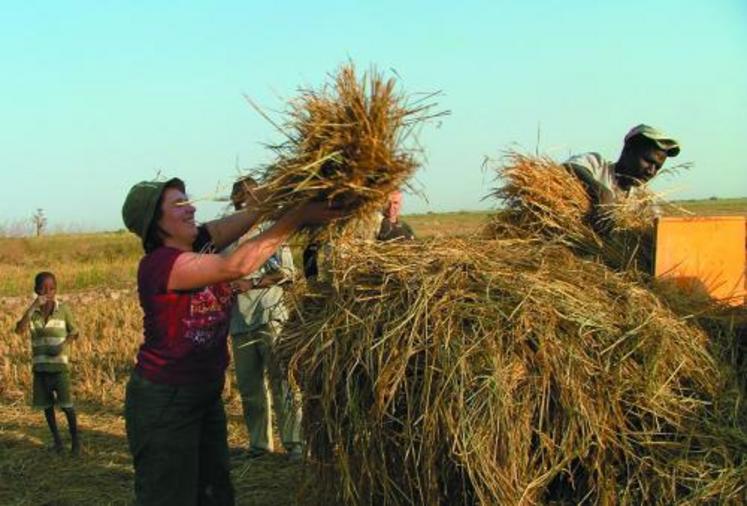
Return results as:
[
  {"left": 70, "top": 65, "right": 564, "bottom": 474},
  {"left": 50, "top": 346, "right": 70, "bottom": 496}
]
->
[
  {"left": 624, "top": 124, "right": 680, "bottom": 157},
  {"left": 122, "top": 178, "right": 185, "bottom": 244}
]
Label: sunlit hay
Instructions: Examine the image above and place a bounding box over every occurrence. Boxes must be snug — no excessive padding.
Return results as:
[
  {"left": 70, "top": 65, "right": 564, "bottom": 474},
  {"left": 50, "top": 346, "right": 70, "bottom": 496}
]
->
[
  {"left": 652, "top": 283, "right": 747, "bottom": 401},
  {"left": 486, "top": 153, "right": 592, "bottom": 239},
  {"left": 249, "top": 63, "right": 445, "bottom": 241},
  {"left": 278, "top": 238, "right": 746, "bottom": 505},
  {"left": 600, "top": 185, "right": 659, "bottom": 231},
  {"left": 486, "top": 152, "right": 658, "bottom": 274}
]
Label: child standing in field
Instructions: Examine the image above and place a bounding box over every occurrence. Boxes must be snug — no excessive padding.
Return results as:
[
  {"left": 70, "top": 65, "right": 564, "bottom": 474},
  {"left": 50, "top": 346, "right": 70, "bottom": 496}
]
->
[{"left": 14, "top": 271, "right": 81, "bottom": 455}]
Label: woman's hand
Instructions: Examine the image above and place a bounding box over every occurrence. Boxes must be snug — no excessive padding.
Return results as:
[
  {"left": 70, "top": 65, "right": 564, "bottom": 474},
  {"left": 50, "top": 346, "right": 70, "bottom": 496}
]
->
[{"left": 294, "top": 199, "right": 353, "bottom": 226}]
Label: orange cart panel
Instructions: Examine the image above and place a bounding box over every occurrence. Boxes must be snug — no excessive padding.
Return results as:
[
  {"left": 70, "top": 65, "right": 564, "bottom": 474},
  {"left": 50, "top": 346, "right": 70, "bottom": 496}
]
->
[{"left": 655, "top": 216, "right": 746, "bottom": 305}]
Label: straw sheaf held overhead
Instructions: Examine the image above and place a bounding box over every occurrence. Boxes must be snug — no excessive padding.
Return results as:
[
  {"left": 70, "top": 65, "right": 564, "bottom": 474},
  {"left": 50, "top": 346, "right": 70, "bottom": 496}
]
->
[{"left": 248, "top": 63, "right": 447, "bottom": 239}]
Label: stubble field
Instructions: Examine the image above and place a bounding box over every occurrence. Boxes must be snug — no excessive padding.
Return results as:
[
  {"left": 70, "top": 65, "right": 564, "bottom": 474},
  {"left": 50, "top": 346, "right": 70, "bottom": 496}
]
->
[{"left": 1, "top": 199, "right": 745, "bottom": 505}]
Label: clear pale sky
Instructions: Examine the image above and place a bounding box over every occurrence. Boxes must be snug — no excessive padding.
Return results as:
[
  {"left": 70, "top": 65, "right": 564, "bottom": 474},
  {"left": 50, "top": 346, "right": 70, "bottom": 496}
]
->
[{"left": 1, "top": 1, "right": 745, "bottom": 232}]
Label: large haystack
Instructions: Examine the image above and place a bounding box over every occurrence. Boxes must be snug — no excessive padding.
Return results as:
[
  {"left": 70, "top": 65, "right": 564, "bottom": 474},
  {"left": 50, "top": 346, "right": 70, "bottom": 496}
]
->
[
  {"left": 280, "top": 238, "right": 746, "bottom": 505},
  {"left": 273, "top": 149, "right": 746, "bottom": 505},
  {"left": 248, "top": 63, "right": 444, "bottom": 240}
]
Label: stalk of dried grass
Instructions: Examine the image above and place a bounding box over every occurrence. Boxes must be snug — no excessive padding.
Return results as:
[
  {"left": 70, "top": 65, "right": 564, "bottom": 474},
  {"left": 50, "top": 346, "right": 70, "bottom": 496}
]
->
[
  {"left": 248, "top": 63, "right": 445, "bottom": 241},
  {"left": 279, "top": 238, "right": 746, "bottom": 505},
  {"left": 486, "top": 152, "right": 659, "bottom": 274}
]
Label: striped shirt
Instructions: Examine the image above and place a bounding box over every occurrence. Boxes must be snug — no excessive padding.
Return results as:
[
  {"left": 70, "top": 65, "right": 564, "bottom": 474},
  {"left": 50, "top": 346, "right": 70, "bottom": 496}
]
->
[{"left": 29, "top": 301, "right": 78, "bottom": 372}]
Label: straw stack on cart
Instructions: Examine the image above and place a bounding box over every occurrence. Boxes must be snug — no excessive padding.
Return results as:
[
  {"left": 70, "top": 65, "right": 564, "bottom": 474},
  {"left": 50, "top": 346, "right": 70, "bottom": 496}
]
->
[
  {"left": 280, "top": 236, "right": 746, "bottom": 505},
  {"left": 259, "top": 65, "right": 746, "bottom": 505}
]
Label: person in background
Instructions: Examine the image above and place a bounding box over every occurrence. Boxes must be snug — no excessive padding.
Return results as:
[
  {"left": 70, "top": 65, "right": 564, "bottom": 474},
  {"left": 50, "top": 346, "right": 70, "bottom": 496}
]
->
[
  {"left": 377, "top": 190, "right": 415, "bottom": 241},
  {"left": 564, "top": 124, "right": 680, "bottom": 207},
  {"left": 303, "top": 189, "right": 415, "bottom": 280},
  {"left": 121, "top": 177, "right": 346, "bottom": 505},
  {"left": 228, "top": 177, "right": 303, "bottom": 460},
  {"left": 15, "top": 271, "right": 81, "bottom": 456}
]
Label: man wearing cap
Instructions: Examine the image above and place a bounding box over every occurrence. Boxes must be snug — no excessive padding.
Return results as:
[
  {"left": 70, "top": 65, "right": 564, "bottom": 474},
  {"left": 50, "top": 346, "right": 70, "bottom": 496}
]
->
[{"left": 564, "top": 124, "right": 680, "bottom": 207}]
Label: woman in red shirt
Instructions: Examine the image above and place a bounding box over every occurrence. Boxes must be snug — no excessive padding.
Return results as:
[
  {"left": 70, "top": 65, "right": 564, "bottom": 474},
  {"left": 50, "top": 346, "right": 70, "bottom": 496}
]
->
[{"left": 121, "top": 178, "right": 343, "bottom": 505}]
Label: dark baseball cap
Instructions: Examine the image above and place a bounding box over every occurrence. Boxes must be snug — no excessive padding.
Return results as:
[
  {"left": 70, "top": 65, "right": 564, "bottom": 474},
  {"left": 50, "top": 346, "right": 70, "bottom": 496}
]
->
[{"left": 624, "top": 124, "right": 680, "bottom": 157}]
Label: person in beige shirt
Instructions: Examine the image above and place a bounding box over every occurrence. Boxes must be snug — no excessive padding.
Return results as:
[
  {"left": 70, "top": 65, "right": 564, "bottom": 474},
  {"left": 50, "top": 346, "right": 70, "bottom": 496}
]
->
[{"left": 564, "top": 124, "right": 680, "bottom": 207}]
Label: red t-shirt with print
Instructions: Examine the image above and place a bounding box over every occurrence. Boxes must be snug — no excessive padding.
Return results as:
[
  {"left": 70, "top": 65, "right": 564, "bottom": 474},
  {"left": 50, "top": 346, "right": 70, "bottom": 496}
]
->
[{"left": 135, "top": 238, "right": 234, "bottom": 385}]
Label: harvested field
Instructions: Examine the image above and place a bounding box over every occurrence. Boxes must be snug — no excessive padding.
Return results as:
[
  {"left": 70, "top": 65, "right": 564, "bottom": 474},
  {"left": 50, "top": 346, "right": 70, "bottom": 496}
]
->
[
  {"left": 1, "top": 197, "right": 745, "bottom": 505},
  {"left": 0, "top": 291, "right": 308, "bottom": 506},
  {"left": 0, "top": 401, "right": 306, "bottom": 506},
  {"left": 0, "top": 232, "right": 140, "bottom": 297}
]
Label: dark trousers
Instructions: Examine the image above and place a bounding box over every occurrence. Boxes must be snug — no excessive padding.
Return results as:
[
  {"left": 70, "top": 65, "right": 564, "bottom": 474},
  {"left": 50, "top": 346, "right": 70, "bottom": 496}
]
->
[{"left": 124, "top": 371, "right": 235, "bottom": 506}]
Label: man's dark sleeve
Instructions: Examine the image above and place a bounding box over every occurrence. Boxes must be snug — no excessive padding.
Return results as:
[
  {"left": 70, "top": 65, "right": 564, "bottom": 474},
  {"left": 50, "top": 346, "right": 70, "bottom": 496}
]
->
[
  {"left": 563, "top": 162, "right": 595, "bottom": 189},
  {"left": 376, "top": 219, "right": 389, "bottom": 241},
  {"left": 402, "top": 221, "right": 415, "bottom": 240},
  {"left": 193, "top": 225, "right": 217, "bottom": 253},
  {"left": 302, "top": 244, "right": 319, "bottom": 279}
]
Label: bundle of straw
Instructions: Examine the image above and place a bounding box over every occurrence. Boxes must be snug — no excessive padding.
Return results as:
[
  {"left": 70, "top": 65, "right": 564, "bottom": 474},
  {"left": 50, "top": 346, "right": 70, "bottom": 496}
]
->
[
  {"left": 487, "top": 152, "right": 745, "bottom": 372},
  {"left": 280, "top": 238, "right": 746, "bottom": 505},
  {"left": 249, "top": 63, "right": 443, "bottom": 239},
  {"left": 486, "top": 152, "right": 658, "bottom": 274}
]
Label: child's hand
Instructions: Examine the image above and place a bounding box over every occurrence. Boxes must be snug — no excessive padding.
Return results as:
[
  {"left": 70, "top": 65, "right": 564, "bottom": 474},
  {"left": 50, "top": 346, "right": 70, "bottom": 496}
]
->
[{"left": 31, "top": 295, "right": 47, "bottom": 309}]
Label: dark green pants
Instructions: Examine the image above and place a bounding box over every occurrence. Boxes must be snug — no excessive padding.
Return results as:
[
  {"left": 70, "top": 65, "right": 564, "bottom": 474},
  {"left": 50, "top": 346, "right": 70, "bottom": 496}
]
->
[
  {"left": 124, "top": 371, "right": 234, "bottom": 506},
  {"left": 32, "top": 370, "right": 73, "bottom": 409}
]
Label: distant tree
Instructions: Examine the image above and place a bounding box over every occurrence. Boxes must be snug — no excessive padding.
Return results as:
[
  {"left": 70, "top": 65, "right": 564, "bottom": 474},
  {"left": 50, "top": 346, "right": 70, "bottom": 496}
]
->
[
  {"left": 32, "top": 208, "right": 47, "bottom": 237},
  {"left": 709, "top": 196, "right": 718, "bottom": 201}
]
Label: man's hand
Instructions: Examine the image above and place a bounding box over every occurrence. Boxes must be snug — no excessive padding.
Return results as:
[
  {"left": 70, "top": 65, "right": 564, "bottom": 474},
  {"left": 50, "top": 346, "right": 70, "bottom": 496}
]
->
[
  {"left": 231, "top": 279, "right": 255, "bottom": 294},
  {"left": 255, "top": 271, "right": 288, "bottom": 289}
]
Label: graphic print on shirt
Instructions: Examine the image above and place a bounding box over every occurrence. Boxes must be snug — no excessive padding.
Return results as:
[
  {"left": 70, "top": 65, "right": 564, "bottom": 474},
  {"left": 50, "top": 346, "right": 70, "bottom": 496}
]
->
[{"left": 182, "top": 284, "right": 234, "bottom": 348}]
